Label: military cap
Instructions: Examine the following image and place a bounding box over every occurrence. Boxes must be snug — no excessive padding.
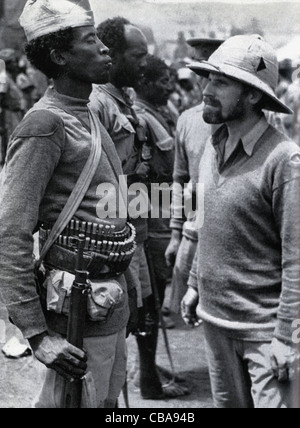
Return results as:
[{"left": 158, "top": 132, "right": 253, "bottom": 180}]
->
[
  {"left": 186, "top": 38, "right": 225, "bottom": 61},
  {"left": 19, "top": 0, "right": 95, "bottom": 42}
]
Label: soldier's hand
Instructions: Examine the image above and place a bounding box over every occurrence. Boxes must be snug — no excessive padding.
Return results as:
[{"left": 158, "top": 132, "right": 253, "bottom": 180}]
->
[
  {"left": 29, "top": 333, "right": 87, "bottom": 382},
  {"left": 181, "top": 288, "right": 201, "bottom": 328},
  {"left": 269, "top": 338, "right": 299, "bottom": 383},
  {"left": 165, "top": 231, "right": 182, "bottom": 267}
]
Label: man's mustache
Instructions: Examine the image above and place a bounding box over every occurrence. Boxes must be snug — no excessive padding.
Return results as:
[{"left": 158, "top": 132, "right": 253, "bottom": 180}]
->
[{"left": 203, "top": 96, "right": 221, "bottom": 108}]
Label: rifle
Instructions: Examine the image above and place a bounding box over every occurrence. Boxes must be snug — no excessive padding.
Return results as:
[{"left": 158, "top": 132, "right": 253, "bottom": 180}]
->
[
  {"left": 63, "top": 234, "right": 90, "bottom": 409},
  {"left": 144, "top": 243, "right": 177, "bottom": 384}
]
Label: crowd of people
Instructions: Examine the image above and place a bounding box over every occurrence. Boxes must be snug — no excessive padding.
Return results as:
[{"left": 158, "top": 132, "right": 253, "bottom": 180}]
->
[
  {"left": 0, "top": 0, "right": 299, "bottom": 409},
  {"left": 0, "top": 49, "right": 48, "bottom": 166}
]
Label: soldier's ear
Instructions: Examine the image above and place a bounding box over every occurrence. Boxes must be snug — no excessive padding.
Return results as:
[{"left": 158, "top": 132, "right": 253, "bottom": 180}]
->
[{"left": 50, "top": 49, "right": 67, "bottom": 67}]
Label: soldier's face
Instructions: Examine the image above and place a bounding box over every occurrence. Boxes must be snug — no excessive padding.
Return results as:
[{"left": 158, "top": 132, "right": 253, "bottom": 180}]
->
[
  {"left": 63, "top": 26, "right": 112, "bottom": 85},
  {"left": 112, "top": 26, "right": 148, "bottom": 88},
  {"left": 144, "top": 69, "right": 172, "bottom": 106},
  {"left": 203, "top": 73, "right": 247, "bottom": 124}
]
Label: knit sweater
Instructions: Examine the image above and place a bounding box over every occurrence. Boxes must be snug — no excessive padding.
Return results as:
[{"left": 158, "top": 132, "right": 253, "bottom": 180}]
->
[
  {"left": 0, "top": 87, "right": 129, "bottom": 340},
  {"left": 188, "top": 118, "right": 300, "bottom": 343}
]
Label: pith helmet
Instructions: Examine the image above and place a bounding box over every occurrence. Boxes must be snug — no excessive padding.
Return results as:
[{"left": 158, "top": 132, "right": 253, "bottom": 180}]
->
[
  {"left": 19, "top": 0, "right": 95, "bottom": 42},
  {"left": 189, "top": 34, "right": 293, "bottom": 114}
]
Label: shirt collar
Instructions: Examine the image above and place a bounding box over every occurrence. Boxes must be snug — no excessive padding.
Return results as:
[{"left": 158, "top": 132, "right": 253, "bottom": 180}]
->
[
  {"left": 241, "top": 116, "right": 269, "bottom": 156},
  {"left": 211, "top": 115, "right": 269, "bottom": 157},
  {"left": 99, "top": 83, "right": 126, "bottom": 106}
]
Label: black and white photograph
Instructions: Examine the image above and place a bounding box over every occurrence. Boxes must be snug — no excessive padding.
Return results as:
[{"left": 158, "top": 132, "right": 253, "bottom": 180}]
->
[{"left": 0, "top": 0, "right": 299, "bottom": 411}]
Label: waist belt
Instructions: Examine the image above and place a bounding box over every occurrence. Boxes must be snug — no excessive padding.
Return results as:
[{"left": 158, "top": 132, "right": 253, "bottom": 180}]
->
[{"left": 39, "top": 220, "right": 136, "bottom": 280}]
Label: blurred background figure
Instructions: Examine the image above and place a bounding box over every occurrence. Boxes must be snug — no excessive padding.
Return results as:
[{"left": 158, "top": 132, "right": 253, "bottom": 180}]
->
[
  {"left": 174, "top": 31, "right": 189, "bottom": 61},
  {"left": 16, "top": 54, "right": 35, "bottom": 111},
  {"left": 276, "top": 59, "right": 300, "bottom": 140},
  {"left": 176, "top": 67, "right": 202, "bottom": 113},
  {"left": 0, "top": 48, "right": 24, "bottom": 166}
]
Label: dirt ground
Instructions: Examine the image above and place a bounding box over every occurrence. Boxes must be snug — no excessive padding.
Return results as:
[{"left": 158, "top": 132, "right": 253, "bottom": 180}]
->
[{"left": 0, "top": 303, "right": 213, "bottom": 409}]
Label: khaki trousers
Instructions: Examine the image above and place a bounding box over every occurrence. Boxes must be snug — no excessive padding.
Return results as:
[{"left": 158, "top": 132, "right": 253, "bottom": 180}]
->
[{"left": 203, "top": 322, "right": 292, "bottom": 408}]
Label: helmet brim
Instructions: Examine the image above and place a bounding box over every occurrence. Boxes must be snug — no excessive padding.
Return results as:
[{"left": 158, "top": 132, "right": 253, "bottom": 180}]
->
[{"left": 188, "top": 61, "right": 293, "bottom": 115}]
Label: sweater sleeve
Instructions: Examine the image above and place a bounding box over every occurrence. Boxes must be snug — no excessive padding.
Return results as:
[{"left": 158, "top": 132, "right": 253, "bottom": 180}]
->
[
  {"left": 187, "top": 248, "right": 199, "bottom": 292},
  {"left": 0, "top": 110, "right": 65, "bottom": 339},
  {"left": 170, "top": 115, "right": 190, "bottom": 231},
  {"left": 272, "top": 150, "right": 300, "bottom": 344}
]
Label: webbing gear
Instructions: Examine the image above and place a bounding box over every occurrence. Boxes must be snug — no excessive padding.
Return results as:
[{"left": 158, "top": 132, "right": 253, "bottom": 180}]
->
[{"left": 39, "top": 222, "right": 137, "bottom": 279}]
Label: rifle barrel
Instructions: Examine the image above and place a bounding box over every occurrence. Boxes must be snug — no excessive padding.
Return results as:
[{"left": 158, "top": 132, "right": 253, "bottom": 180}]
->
[{"left": 64, "top": 235, "right": 89, "bottom": 408}]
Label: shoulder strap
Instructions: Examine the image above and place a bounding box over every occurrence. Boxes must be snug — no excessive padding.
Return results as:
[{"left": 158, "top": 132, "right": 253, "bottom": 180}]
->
[{"left": 36, "top": 107, "right": 102, "bottom": 267}]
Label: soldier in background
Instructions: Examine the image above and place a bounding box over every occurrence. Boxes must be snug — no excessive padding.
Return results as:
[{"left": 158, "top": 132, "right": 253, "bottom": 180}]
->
[
  {"left": 91, "top": 18, "right": 188, "bottom": 400},
  {"left": 277, "top": 59, "right": 300, "bottom": 140},
  {"left": 90, "top": 16, "right": 151, "bottom": 339},
  {"left": 0, "top": 49, "right": 24, "bottom": 166},
  {"left": 133, "top": 55, "right": 189, "bottom": 399}
]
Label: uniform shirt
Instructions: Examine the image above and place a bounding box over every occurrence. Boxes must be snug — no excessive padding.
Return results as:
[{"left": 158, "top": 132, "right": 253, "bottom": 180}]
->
[
  {"left": 0, "top": 87, "right": 129, "bottom": 339},
  {"left": 90, "top": 84, "right": 136, "bottom": 175},
  {"left": 188, "top": 116, "right": 300, "bottom": 344},
  {"left": 135, "top": 98, "right": 175, "bottom": 239},
  {"left": 90, "top": 83, "right": 148, "bottom": 244}
]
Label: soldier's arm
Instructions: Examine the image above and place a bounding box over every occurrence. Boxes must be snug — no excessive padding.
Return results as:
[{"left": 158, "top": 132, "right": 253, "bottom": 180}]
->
[
  {"left": 0, "top": 110, "right": 64, "bottom": 339},
  {"left": 0, "top": 110, "right": 89, "bottom": 378}
]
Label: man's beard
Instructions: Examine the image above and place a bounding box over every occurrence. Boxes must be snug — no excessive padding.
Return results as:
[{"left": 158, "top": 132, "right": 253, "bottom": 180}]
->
[{"left": 203, "top": 97, "right": 246, "bottom": 124}]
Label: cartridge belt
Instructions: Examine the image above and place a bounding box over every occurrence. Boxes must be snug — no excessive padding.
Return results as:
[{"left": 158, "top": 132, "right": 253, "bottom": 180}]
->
[{"left": 39, "top": 220, "right": 137, "bottom": 280}]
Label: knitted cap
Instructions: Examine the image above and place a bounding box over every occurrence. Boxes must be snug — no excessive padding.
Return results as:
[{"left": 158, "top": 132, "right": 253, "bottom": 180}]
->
[{"left": 19, "top": 0, "right": 95, "bottom": 42}]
